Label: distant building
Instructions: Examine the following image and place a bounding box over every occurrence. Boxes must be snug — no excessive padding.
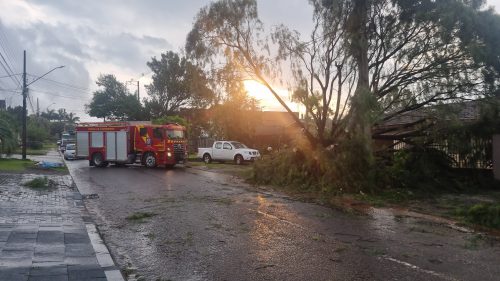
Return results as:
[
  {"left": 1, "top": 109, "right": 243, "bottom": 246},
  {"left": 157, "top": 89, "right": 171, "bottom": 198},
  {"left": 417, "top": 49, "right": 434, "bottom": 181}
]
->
[{"left": 0, "top": 100, "right": 5, "bottom": 111}]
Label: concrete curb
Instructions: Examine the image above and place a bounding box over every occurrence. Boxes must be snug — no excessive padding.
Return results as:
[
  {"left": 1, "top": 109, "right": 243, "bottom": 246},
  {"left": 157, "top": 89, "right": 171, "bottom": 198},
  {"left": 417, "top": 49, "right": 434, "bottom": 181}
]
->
[
  {"left": 63, "top": 156, "right": 126, "bottom": 281},
  {"left": 86, "top": 224, "right": 125, "bottom": 281}
]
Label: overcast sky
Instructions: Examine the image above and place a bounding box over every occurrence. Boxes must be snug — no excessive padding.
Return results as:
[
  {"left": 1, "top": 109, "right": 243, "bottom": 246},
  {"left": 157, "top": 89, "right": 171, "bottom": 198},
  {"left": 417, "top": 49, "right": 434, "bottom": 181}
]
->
[{"left": 1, "top": 0, "right": 499, "bottom": 120}]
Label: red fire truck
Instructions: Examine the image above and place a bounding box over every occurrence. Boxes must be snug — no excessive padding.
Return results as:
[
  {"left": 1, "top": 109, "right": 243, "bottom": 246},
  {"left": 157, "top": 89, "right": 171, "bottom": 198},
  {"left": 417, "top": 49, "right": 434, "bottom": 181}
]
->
[{"left": 75, "top": 121, "right": 187, "bottom": 168}]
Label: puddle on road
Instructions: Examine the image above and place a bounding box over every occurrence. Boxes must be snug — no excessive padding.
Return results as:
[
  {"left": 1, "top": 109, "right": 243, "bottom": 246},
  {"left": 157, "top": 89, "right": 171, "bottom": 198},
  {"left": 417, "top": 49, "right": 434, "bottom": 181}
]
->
[{"left": 366, "top": 206, "right": 473, "bottom": 234}]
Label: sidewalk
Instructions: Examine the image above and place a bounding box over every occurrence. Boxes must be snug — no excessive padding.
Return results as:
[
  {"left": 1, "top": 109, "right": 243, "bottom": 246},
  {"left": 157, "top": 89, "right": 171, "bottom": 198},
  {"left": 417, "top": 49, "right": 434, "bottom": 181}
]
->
[{"left": 0, "top": 153, "right": 123, "bottom": 281}]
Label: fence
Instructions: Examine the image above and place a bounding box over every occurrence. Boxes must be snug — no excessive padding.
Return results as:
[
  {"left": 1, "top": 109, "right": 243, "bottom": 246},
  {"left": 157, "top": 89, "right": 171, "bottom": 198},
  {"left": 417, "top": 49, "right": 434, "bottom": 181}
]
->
[
  {"left": 188, "top": 138, "right": 215, "bottom": 154},
  {"left": 392, "top": 137, "right": 493, "bottom": 169}
]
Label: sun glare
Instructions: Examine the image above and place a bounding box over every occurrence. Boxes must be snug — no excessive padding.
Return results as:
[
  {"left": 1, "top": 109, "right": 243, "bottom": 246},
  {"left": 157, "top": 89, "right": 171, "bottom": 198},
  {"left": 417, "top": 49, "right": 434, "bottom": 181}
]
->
[
  {"left": 243, "top": 80, "right": 272, "bottom": 101},
  {"left": 243, "top": 80, "right": 304, "bottom": 114}
]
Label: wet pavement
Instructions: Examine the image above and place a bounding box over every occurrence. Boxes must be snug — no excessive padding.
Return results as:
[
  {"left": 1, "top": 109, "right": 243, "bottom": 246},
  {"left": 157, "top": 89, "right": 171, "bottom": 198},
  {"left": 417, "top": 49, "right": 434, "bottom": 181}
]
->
[
  {"left": 0, "top": 174, "right": 116, "bottom": 281},
  {"left": 65, "top": 159, "right": 500, "bottom": 281},
  {"left": 0, "top": 150, "right": 123, "bottom": 281}
]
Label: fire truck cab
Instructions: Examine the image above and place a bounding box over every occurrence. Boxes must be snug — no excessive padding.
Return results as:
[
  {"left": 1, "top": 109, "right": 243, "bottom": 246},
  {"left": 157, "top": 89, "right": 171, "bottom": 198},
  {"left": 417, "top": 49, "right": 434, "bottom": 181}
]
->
[{"left": 76, "top": 121, "right": 187, "bottom": 168}]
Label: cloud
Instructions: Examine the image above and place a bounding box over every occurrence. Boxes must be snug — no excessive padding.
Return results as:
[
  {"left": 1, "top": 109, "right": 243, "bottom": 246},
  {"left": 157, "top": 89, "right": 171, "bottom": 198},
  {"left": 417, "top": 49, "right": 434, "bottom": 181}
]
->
[{"left": 0, "top": 0, "right": 331, "bottom": 120}]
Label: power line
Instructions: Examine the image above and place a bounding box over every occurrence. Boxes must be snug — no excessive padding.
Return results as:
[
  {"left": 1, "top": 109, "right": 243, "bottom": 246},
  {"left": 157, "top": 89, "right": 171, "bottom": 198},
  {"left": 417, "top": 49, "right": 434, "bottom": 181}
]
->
[
  {"left": 0, "top": 58, "right": 20, "bottom": 88},
  {"left": 29, "top": 88, "right": 90, "bottom": 101},
  {"left": 0, "top": 30, "right": 21, "bottom": 87},
  {"left": 0, "top": 27, "right": 21, "bottom": 71},
  {"left": 26, "top": 73, "right": 90, "bottom": 92},
  {"left": 0, "top": 89, "right": 20, "bottom": 93},
  {"left": 0, "top": 73, "right": 21, "bottom": 79},
  {"left": 0, "top": 51, "right": 21, "bottom": 86}
]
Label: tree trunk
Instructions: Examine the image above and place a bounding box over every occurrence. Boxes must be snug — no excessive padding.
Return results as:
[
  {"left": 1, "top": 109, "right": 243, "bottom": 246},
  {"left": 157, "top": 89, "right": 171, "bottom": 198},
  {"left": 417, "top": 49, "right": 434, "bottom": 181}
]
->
[{"left": 347, "top": 0, "right": 374, "bottom": 158}]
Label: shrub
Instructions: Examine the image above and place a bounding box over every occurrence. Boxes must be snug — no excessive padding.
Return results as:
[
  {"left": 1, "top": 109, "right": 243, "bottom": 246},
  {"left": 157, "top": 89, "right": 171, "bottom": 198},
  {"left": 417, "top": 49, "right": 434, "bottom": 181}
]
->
[
  {"left": 456, "top": 203, "right": 500, "bottom": 229},
  {"left": 23, "top": 177, "right": 57, "bottom": 189}
]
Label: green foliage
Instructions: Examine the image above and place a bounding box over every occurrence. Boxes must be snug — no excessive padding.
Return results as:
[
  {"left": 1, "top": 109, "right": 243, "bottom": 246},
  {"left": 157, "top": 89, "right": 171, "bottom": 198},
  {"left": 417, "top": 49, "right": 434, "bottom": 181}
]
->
[
  {"left": 385, "top": 147, "right": 456, "bottom": 191},
  {"left": 23, "top": 176, "right": 57, "bottom": 189},
  {"left": 152, "top": 115, "right": 188, "bottom": 126},
  {"left": 144, "top": 51, "right": 213, "bottom": 118},
  {"left": 0, "top": 111, "right": 18, "bottom": 155},
  {"left": 253, "top": 137, "right": 377, "bottom": 194},
  {"left": 27, "top": 117, "right": 50, "bottom": 149},
  {"left": 86, "top": 74, "right": 147, "bottom": 121},
  {"left": 456, "top": 203, "right": 500, "bottom": 229}
]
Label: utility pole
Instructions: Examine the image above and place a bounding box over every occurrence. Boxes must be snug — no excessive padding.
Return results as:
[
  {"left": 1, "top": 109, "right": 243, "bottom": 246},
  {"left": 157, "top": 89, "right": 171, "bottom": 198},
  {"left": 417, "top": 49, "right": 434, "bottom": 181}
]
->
[
  {"left": 22, "top": 50, "right": 27, "bottom": 160},
  {"left": 20, "top": 50, "right": 64, "bottom": 160},
  {"left": 36, "top": 98, "right": 39, "bottom": 117},
  {"left": 137, "top": 80, "right": 140, "bottom": 101}
]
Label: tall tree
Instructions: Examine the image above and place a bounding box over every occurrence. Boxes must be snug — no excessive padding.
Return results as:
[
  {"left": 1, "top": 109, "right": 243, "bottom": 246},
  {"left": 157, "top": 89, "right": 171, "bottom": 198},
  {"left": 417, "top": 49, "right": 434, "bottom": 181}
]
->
[
  {"left": 86, "top": 74, "right": 147, "bottom": 121},
  {"left": 144, "top": 51, "right": 214, "bottom": 118},
  {"left": 272, "top": 0, "right": 355, "bottom": 144},
  {"left": 186, "top": 0, "right": 318, "bottom": 146}
]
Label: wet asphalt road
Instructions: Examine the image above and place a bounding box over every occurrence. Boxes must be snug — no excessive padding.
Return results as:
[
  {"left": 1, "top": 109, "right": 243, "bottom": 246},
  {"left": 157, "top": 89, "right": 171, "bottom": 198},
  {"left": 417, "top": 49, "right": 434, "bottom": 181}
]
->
[{"left": 65, "top": 159, "right": 500, "bottom": 281}]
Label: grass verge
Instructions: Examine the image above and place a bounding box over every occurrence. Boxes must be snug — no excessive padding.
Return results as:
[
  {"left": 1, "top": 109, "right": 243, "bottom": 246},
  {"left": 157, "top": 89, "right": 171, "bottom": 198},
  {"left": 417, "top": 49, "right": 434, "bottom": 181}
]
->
[{"left": 0, "top": 158, "right": 36, "bottom": 171}]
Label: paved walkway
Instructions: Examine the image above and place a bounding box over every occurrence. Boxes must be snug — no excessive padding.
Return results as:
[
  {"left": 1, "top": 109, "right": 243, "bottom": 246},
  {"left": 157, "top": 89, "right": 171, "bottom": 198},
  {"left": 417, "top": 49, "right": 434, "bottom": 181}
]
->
[{"left": 0, "top": 171, "right": 122, "bottom": 281}]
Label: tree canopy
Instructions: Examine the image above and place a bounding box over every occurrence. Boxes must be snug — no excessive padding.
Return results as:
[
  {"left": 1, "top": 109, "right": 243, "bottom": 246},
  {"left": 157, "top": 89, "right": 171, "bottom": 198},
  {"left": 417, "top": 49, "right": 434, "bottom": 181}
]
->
[
  {"left": 144, "top": 51, "right": 214, "bottom": 118},
  {"left": 86, "top": 74, "right": 147, "bottom": 121},
  {"left": 186, "top": 0, "right": 500, "bottom": 150}
]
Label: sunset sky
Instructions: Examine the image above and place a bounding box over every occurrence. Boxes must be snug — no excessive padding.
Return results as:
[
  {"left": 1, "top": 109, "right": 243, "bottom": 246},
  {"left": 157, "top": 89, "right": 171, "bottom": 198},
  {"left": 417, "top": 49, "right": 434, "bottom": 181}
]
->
[{"left": 1, "top": 0, "right": 499, "bottom": 120}]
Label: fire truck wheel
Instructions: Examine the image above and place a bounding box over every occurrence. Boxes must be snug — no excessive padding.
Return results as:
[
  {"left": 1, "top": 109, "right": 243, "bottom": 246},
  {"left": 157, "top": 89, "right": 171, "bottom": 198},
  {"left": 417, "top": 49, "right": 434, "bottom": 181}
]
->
[
  {"left": 92, "top": 153, "right": 106, "bottom": 167},
  {"left": 234, "top": 154, "right": 244, "bottom": 165},
  {"left": 203, "top": 153, "right": 212, "bottom": 164},
  {"left": 144, "top": 153, "right": 157, "bottom": 168}
]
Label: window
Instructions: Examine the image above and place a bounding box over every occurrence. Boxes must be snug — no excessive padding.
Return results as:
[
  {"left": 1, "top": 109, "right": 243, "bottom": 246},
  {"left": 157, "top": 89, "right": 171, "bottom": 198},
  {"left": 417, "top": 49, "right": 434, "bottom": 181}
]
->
[
  {"left": 223, "top": 143, "right": 232, "bottom": 150},
  {"left": 166, "top": 129, "right": 184, "bottom": 139},
  {"left": 230, "top": 142, "right": 247, "bottom": 149},
  {"left": 153, "top": 128, "right": 163, "bottom": 139},
  {"left": 215, "top": 142, "right": 222, "bottom": 149},
  {"left": 139, "top": 128, "right": 147, "bottom": 137}
]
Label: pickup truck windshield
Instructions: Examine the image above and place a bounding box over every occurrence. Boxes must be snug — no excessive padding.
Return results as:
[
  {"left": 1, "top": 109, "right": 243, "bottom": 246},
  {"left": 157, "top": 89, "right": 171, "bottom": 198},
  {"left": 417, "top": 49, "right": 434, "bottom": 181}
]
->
[
  {"left": 166, "top": 129, "right": 184, "bottom": 139},
  {"left": 230, "top": 142, "right": 247, "bottom": 149}
]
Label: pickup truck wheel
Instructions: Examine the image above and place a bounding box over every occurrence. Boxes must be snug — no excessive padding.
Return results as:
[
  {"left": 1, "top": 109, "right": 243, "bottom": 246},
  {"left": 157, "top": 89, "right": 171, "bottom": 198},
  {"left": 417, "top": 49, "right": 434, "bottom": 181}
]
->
[
  {"left": 92, "top": 153, "right": 106, "bottom": 168},
  {"left": 234, "top": 154, "right": 244, "bottom": 165},
  {"left": 203, "top": 153, "right": 212, "bottom": 164},
  {"left": 144, "top": 153, "right": 157, "bottom": 168}
]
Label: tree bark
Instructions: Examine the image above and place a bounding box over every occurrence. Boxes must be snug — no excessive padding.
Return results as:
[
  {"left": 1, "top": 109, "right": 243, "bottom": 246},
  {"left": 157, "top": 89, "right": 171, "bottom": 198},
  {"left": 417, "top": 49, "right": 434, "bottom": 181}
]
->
[{"left": 347, "top": 0, "right": 373, "bottom": 157}]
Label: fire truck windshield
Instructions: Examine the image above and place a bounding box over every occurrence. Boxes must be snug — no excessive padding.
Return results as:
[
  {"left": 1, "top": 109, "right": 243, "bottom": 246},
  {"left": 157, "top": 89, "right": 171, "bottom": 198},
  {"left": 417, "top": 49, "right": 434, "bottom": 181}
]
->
[{"left": 166, "top": 129, "right": 184, "bottom": 139}]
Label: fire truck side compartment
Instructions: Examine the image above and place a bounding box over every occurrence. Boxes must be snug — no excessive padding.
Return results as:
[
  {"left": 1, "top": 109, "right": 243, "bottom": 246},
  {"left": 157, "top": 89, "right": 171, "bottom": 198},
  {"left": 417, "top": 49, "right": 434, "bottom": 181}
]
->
[
  {"left": 91, "top": 132, "right": 104, "bottom": 148},
  {"left": 106, "top": 132, "right": 116, "bottom": 160},
  {"left": 76, "top": 132, "right": 89, "bottom": 157}
]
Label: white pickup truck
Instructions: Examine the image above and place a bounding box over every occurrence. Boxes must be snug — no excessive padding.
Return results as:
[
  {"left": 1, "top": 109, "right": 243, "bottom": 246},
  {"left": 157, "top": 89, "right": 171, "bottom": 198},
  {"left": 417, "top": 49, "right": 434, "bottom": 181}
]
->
[{"left": 198, "top": 141, "right": 260, "bottom": 165}]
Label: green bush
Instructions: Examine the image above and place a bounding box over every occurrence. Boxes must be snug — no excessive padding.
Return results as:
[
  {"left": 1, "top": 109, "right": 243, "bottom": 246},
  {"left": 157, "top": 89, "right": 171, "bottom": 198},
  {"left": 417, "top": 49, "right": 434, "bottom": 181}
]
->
[
  {"left": 456, "top": 203, "right": 500, "bottom": 229},
  {"left": 23, "top": 176, "right": 57, "bottom": 189},
  {"left": 385, "top": 146, "right": 456, "bottom": 191}
]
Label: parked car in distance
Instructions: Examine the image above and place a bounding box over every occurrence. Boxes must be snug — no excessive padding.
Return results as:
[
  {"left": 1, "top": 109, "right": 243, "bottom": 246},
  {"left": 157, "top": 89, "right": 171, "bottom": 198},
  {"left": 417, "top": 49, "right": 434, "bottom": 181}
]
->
[
  {"left": 64, "top": 143, "right": 77, "bottom": 160},
  {"left": 197, "top": 141, "right": 260, "bottom": 165}
]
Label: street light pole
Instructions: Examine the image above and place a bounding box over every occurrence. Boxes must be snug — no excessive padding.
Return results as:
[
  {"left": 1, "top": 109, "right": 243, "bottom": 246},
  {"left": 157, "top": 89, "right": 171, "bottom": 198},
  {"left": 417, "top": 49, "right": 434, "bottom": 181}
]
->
[{"left": 21, "top": 49, "right": 64, "bottom": 160}]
